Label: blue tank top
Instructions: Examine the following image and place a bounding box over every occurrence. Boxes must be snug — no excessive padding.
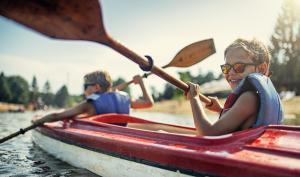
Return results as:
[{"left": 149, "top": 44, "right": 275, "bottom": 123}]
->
[
  {"left": 228, "top": 73, "right": 283, "bottom": 127},
  {"left": 87, "top": 91, "right": 130, "bottom": 114}
]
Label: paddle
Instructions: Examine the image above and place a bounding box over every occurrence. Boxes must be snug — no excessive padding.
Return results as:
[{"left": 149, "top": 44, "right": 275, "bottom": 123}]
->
[
  {"left": 0, "top": 123, "right": 40, "bottom": 144},
  {"left": 113, "top": 39, "right": 215, "bottom": 89},
  {"left": 0, "top": 0, "right": 215, "bottom": 144},
  {"left": 0, "top": 0, "right": 213, "bottom": 104}
]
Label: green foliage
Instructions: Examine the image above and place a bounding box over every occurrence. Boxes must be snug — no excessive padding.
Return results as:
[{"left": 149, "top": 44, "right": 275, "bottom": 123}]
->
[
  {"left": 150, "top": 86, "right": 160, "bottom": 102},
  {"left": 54, "top": 85, "right": 69, "bottom": 108},
  {"left": 162, "top": 84, "right": 176, "bottom": 100},
  {"left": 159, "top": 70, "right": 217, "bottom": 100},
  {"left": 0, "top": 72, "right": 12, "bottom": 102},
  {"left": 113, "top": 77, "right": 131, "bottom": 95},
  {"left": 269, "top": 0, "right": 300, "bottom": 95},
  {"left": 178, "top": 71, "right": 193, "bottom": 83},
  {"left": 0, "top": 72, "right": 82, "bottom": 109},
  {"left": 41, "top": 80, "right": 54, "bottom": 106},
  {"left": 29, "top": 76, "right": 39, "bottom": 103},
  {"left": 68, "top": 94, "right": 84, "bottom": 107},
  {"left": 6, "top": 75, "right": 30, "bottom": 104}
]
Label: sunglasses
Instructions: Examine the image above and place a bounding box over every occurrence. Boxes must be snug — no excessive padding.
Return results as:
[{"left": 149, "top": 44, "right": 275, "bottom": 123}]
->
[
  {"left": 83, "top": 83, "right": 96, "bottom": 90},
  {"left": 220, "top": 62, "right": 257, "bottom": 74}
]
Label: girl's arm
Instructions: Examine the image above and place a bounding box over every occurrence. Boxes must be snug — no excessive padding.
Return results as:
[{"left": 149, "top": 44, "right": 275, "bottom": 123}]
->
[{"left": 187, "top": 82, "right": 258, "bottom": 136}]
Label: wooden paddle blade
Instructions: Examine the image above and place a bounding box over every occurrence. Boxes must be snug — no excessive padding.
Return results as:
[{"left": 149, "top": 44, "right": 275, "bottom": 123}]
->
[
  {"left": 164, "top": 39, "right": 216, "bottom": 68},
  {"left": 0, "top": 0, "right": 108, "bottom": 43}
]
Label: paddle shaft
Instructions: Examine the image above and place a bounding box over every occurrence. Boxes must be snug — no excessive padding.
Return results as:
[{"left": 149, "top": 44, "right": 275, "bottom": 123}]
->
[
  {"left": 102, "top": 36, "right": 211, "bottom": 104},
  {"left": 0, "top": 123, "right": 40, "bottom": 144}
]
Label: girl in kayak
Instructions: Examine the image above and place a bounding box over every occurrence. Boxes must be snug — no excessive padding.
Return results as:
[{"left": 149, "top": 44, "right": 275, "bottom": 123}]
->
[
  {"left": 33, "top": 70, "right": 153, "bottom": 124},
  {"left": 186, "top": 38, "right": 283, "bottom": 136}
]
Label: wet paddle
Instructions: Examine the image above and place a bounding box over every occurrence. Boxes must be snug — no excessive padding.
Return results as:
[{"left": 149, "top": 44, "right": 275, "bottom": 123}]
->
[
  {"left": 113, "top": 39, "right": 215, "bottom": 89},
  {"left": 0, "top": 0, "right": 213, "bottom": 104},
  {"left": 0, "top": 123, "right": 41, "bottom": 144}
]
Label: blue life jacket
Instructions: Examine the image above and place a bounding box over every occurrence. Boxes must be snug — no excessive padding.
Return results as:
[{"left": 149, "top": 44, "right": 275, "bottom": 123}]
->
[
  {"left": 231, "top": 73, "right": 283, "bottom": 127},
  {"left": 87, "top": 91, "right": 130, "bottom": 114}
]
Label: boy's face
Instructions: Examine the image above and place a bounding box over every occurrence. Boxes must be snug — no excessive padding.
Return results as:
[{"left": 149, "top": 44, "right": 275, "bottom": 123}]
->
[
  {"left": 223, "top": 48, "right": 257, "bottom": 89},
  {"left": 84, "top": 83, "right": 101, "bottom": 97}
]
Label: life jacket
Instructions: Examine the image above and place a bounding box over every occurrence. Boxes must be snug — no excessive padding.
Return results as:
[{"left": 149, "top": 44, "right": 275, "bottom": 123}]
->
[
  {"left": 221, "top": 73, "right": 283, "bottom": 127},
  {"left": 87, "top": 91, "right": 130, "bottom": 115}
]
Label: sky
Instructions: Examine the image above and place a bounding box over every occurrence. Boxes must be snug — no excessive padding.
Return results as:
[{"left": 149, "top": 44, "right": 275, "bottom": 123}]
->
[{"left": 0, "top": 0, "right": 284, "bottom": 96}]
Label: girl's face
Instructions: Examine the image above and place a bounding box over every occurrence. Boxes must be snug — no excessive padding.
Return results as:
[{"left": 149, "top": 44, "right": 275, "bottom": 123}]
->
[{"left": 223, "top": 48, "right": 257, "bottom": 89}]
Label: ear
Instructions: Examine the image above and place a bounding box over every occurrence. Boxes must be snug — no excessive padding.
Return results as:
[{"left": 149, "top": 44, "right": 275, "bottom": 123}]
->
[{"left": 257, "top": 62, "right": 268, "bottom": 75}]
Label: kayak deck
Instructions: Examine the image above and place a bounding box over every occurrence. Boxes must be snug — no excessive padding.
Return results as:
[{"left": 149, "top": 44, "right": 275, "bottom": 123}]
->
[{"left": 34, "top": 113, "right": 300, "bottom": 177}]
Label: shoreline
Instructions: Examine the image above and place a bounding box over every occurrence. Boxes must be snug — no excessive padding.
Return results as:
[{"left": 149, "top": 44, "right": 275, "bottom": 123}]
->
[
  {"left": 1, "top": 96, "right": 299, "bottom": 119},
  {"left": 136, "top": 96, "right": 300, "bottom": 119}
]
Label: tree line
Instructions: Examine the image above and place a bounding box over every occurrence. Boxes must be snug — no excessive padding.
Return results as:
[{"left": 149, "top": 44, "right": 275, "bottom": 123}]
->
[
  {"left": 0, "top": 70, "right": 221, "bottom": 108},
  {"left": 0, "top": 72, "right": 81, "bottom": 109},
  {"left": 151, "top": 71, "right": 224, "bottom": 101},
  {"left": 269, "top": 0, "right": 300, "bottom": 95}
]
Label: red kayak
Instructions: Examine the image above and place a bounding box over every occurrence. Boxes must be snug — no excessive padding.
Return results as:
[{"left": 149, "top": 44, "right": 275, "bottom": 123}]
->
[{"left": 32, "top": 113, "right": 300, "bottom": 177}]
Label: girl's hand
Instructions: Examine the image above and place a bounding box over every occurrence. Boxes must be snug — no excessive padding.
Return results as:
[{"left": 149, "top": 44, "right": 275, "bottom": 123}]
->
[{"left": 205, "top": 96, "right": 223, "bottom": 113}]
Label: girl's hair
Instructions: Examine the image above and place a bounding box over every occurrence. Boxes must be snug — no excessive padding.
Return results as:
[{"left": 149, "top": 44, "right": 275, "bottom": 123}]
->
[
  {"left": 224, "top": 38, "right": 271, "bottom": 66},
  {"left": 84, "top": 70, "right": 112, "bottom": 92}
]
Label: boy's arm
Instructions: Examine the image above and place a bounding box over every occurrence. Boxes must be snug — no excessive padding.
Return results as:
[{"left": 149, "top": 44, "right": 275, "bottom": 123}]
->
[
  {"left": 33, "top": 101, "right": 96, "bottom": 125},
  {"left": 112, "top": 81, "right": 132, "bottom": 91},
  {"left": 130, "top": 75, "right": 154, "bottom": 109}
]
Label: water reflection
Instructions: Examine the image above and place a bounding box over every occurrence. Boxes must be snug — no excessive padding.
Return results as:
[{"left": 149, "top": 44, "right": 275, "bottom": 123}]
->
[{"left": 0, "top": 112, "right": 98, "bottom": 177}]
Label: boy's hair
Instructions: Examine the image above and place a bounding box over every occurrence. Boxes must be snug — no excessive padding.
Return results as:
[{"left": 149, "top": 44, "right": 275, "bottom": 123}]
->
[
  {"left": 84, "top": 70, "right": 112, "bottom": 92},
  {"left": 224, "top": 38, "right": 271, "bottom": 66}
]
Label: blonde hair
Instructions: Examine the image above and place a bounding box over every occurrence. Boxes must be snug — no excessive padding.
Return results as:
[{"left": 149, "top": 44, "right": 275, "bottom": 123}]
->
[
  {"left": 84, "top": 70, "right": 112, "bottom": 92},
  {"left": 224, "top": 38, "right": 271, "bottom": 66}
]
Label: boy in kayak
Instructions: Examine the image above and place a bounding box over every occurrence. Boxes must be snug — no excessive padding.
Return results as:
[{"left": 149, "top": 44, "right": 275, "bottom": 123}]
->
[
  {"left": 186, "top": 38, "right": 283, "bottom": 136},
  {"left": 33, "top": 70, "right": 153, "bottom": 124}
]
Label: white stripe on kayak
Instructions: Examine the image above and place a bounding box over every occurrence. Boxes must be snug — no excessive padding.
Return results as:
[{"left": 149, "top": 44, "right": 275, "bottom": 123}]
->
[{"left": 32, "top": 130, "right": 193, "bottom": 177}]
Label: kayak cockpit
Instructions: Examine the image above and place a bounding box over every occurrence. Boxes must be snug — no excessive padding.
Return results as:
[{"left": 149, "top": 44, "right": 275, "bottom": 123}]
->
[{"left": 79, "top": 113, "right": 197, "bottom": 135}]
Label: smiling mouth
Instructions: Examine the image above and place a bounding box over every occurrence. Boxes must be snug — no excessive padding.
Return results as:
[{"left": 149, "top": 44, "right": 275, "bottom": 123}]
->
[{"left": 228, "top": 79, "right": 242, "bottom": 84}]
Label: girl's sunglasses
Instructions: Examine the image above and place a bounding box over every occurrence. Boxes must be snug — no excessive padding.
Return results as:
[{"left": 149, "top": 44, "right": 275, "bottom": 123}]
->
[
  {"left": 83, "top": 83, "right": 96, "bottom": 90},
  {"left": 220, "top": 63, "right": 257, "bottom": 74}
]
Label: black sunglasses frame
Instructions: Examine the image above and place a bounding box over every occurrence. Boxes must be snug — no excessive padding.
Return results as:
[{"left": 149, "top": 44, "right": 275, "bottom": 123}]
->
[{"left": 83, "top": 83, "right": 96, "bottom": 90}]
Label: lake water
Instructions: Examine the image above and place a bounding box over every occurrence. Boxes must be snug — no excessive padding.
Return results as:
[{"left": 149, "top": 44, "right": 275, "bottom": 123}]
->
[{"left": 0, "top": 111, "right": 204, "bottom": 177}]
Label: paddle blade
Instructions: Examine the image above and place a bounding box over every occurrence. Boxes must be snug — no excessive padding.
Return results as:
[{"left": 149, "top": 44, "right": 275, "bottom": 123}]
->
[
  {"left": 164, "top": 39, "right": 216, "bottom": 68},
  {"left": 0, "top": 0, "right": 108, "bottom": 43}
]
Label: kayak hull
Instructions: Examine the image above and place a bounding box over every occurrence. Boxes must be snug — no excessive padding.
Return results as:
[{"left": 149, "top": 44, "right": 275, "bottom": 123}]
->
[
  {"left": 32, "top": 130, "right": 192, "bottom": 177},
  {"left": 32, "top": 114, "right": 300, "bottom": 177}
]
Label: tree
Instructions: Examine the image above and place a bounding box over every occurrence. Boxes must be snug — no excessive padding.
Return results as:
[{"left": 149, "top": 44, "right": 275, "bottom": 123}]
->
[
  {"left": 7, "top": 76, "right": 30, "bottom": 104},
  {"left": 30, "top": 76, "right": 39, "bottom": 103},
  {"left": 162, "top": 84, "right": 176, "bottom": 100},
  {"left": 269, "top": 0, "right": 300, "bottom": 94},
  {"left": 41, "top": 80, "right": 54, "bottom": 106},
  {"left": 113, "top": 77, "right": 131, "bottom": 95},
  {"left": 54, "top": 85, "right": 69, "bottom": 108},
  {"left": 0, "top": 72, "right": 12, "bottom": 102},
  {"left": 150, "top": 86, "right": 160, "bottom": 102},
  {"left": 178, "top": 71, "right": 193, "bottom": 83}
]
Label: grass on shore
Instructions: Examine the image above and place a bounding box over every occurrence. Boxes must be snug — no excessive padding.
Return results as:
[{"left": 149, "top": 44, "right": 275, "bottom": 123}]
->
[{"left": 140, "top": 96, "right": 300, "bottom": 120}]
